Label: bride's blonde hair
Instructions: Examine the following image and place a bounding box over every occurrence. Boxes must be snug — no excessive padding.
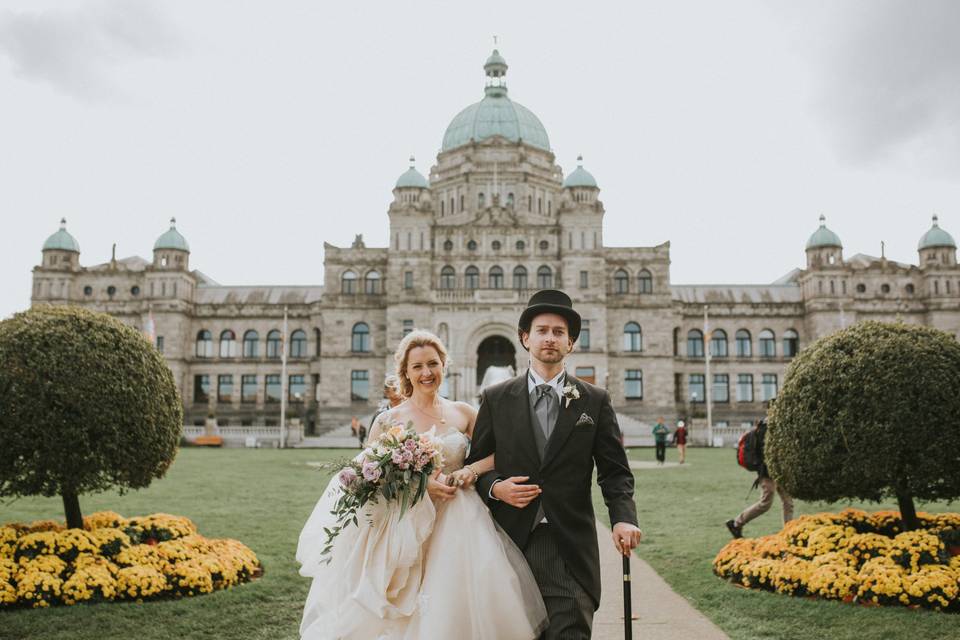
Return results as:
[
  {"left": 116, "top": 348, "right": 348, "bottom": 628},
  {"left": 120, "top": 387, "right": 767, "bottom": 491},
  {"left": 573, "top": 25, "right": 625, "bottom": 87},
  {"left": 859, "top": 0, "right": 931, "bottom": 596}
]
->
[{"left": 394, "top": 330, "right": 449, "bottom": 398}]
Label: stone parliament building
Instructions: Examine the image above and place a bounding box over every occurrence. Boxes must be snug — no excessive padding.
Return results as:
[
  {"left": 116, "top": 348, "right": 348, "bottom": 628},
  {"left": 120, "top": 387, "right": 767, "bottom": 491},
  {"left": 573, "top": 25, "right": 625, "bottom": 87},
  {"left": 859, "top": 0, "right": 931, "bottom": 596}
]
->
[{"left": 31, "top": 50, "right": 960, "bottom": 437}]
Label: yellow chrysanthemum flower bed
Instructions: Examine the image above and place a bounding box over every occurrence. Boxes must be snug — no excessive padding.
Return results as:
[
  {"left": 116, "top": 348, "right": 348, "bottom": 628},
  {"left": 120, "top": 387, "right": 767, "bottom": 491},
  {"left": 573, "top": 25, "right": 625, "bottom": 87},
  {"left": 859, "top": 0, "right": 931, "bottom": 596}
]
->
[
  {"left": 714, "top": 509, "right": 960, "bottom": 612},
  {"left": 0, "top": 511, "right": 262, "bottom": 609}
]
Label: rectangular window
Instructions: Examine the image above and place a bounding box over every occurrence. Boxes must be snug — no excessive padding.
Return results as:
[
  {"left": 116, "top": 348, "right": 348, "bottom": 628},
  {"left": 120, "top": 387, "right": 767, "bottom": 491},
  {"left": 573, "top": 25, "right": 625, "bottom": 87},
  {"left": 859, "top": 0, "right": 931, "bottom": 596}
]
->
[
  {"left": 737, "top": 374, "right": 754, "bottom": 402},
  {"left": 156, "top": 336, "right": 164, "bottom": 354},
  {"left": 265, "top": 374, "right": 282, "bottom": 403},
  {"left": 625, "top": 370, "right": 643, "bottom": 399},
  {"left": 351, "top": 370, "right": 370, "bottom": 401},
  {"left": 289, "top": 374, "right": 306, "bottom": 401},
  {"left": 689, "top": 374, "right": 705, "bottom": 403},
  {"left": 579, "top": 320, "right": 590, "bottom": 350},
  {"left": 713, "top": 374, "right": 729, "bottom": 403},
  {"left": 193, "top": 375, "right": 210, "bottom": 403},
  {"left": 241, "top": 375, "right": 257, "bottom": 403},
  {"left": 402, "top": 320, "right": 414, "bottom": 336},
  {"left": 761, "top": 374, "right": 778, "bottom": 401},
  {"left": 579, "top": 270, "right": 588, "bottom": 289},
  {"left": 217, "top": 374, "right": 233, "bottom": 402},
  {"left": 404, "top": 271, "right": 414, "bottom": 289},
  {"left": 574, "top": 366, "right": 595, "bottom": 383}
]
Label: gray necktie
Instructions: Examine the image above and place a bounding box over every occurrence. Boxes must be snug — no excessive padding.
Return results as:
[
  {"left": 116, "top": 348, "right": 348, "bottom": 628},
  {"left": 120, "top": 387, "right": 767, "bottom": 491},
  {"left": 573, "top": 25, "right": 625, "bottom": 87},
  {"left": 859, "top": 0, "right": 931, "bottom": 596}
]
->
[{"left": 535, "top": 383, "right": 558, "bottom": 441}]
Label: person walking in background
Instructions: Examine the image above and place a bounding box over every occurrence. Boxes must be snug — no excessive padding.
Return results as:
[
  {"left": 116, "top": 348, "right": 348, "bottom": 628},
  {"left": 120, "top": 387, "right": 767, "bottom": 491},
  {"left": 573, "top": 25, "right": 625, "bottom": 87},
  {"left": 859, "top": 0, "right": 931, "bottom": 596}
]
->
[
  {"left": 726, "top": 418, "right": 794, "bottom": 538},
  {"left": 652, "top": 417, "right": 669, "bottom": 465},
  {"left": 672, "top": 419, "right": 688, "bottom": 464}
]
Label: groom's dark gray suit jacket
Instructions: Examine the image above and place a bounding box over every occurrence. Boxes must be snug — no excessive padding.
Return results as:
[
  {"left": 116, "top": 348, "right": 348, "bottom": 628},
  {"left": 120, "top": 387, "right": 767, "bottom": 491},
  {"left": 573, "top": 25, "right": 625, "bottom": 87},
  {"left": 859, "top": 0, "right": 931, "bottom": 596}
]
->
[{"left": 465, "top": 372, "right": 637, "bottom": 608}]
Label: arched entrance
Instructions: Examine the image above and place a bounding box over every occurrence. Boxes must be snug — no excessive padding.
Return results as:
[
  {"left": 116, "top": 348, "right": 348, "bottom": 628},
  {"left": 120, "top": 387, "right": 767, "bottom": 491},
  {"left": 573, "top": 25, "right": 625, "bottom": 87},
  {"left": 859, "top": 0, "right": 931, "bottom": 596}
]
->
[{"left": 477, "top": 335, "right": 516, "bottom": 386}]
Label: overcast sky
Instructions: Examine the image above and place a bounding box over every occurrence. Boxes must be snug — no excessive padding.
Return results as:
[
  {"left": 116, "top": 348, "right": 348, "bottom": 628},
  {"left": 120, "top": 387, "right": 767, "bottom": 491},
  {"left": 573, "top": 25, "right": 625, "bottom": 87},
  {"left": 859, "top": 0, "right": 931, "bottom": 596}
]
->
[{"left": 3, "top": 0, "right": 959, "bottom": 320}]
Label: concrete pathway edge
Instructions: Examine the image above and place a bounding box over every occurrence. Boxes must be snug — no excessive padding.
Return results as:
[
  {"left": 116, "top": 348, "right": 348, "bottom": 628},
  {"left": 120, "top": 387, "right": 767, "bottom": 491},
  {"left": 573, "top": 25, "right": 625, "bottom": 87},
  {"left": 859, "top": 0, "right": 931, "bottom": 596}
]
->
[{"left": 594, "top": 520, "right": 730, "bottom": 640}]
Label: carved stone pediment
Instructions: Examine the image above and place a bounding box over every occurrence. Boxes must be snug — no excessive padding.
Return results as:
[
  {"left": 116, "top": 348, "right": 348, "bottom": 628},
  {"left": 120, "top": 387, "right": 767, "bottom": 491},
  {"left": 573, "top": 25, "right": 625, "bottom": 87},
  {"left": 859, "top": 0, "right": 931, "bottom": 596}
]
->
[{"left": 472, "top": 203, "right": 519, "bottom": 226}]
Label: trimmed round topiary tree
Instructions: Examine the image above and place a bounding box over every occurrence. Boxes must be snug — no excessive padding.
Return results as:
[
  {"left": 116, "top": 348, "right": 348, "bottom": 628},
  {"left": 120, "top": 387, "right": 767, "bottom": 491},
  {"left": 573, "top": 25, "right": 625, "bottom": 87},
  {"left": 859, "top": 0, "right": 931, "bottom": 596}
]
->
[
  {"left": 0, "top": 305, "right": 182, "bottom": 529},
  {"left": 767, "top": 321, "right": 960, "bottom": 531}
]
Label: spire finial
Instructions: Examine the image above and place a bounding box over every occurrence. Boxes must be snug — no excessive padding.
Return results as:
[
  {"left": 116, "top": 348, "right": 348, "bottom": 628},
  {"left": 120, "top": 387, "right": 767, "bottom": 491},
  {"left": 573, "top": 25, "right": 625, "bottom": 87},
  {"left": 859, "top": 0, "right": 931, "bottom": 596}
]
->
[
  {"left": 819, "top": 214, "right": 826, "bottom": 226},
  {"left": 59, "top": 217, "right": 67, "bottom": 229},
  {"left": 577, "top": 154, "right": 584, "bottom": 166},
  {"left": 932, "top": 214, "right": 940, "bottom": 226},
  {"left": 409, "top": 155, "right": 416, "bottom": 168},
  {"left": 170, "top": 217, "right": 177, "bottom": 228}
]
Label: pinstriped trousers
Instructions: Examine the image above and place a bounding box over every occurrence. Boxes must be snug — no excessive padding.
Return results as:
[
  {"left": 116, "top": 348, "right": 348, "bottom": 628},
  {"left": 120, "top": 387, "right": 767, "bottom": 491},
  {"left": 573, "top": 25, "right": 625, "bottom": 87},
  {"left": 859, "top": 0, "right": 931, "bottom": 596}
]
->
[{"left": 523, "top": 524, "right": 594, "bottom": 640}]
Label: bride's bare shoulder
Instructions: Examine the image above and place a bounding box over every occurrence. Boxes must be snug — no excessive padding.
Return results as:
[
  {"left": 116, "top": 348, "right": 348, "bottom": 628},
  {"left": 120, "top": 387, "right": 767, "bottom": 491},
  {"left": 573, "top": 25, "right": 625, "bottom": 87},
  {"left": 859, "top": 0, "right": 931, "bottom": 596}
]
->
[{"left": 448, "top": 400, "right": 477, "bottom": 420}]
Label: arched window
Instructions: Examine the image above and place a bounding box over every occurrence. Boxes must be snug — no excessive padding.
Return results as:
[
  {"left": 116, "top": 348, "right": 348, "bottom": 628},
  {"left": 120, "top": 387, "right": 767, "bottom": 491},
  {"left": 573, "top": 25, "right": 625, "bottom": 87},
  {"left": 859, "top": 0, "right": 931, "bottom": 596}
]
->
[
  {"left": 243, "top": 330, "right": 259, "bottom": 358},
  {"left": 735, "top": 329, "right": 751, "bottom": 357},
  {"left": 758, "top": 329, "right": 776, "bottom": 358},
  {"left": 364, "top": 270, "right": 381, "bottom": 295},
  {"left": 341, "top": 270, "right": 357, "bottom": 294},
  {"left": 478, "top": 192, "right": 485, "bottom": 208},
  {"left": 710, "top": 329, "right": 728, "bottom": 358},
  {"left": 614, "top": 269, "right": 629, "bottom": 294},
  {"left": 638, "top": 269, "right": 653, "bottom": 294},
  {"left": 352, "top": 322, "right": 370, "bottom": 353},
  {"left": 266, "top": 330, "right": 282, "bottom": 359},
  {"left": 196, "top": 330, "right": 213, "bottom": 358},
  {"left": 537, "top": 265, "right": 553, "bottom": 289},
  {"left": 783, "top": 329, "right": 799, "bottom": 358},
  {"left": 290, "top": 329, "right": 307, "bottom": 358},
  {"left": 507, "top": 192, "right": 514, "bottom": 206},
  {"left": 464, "top": 266, "right": 480, "bottom": 290},
  {"left": 489, "top": 266, "right": 504, "bottom": 289},
  {"left": 623, "top": 322, "right": 642, "bottom": 352},
  {"left": 513, "top": 266, "right": 528, "bottom": 290},
  {"left": 687, "top": 329, "right": 704, "bottom": 358},
  {"left": 443, "top": 239, "right": 453, "bottom": 251},
  {"left": 440, "top": 266, "right": 456, "bottom": 290},
  {"left": 219, "top": 330, "right": 237, "bottom": 358}
]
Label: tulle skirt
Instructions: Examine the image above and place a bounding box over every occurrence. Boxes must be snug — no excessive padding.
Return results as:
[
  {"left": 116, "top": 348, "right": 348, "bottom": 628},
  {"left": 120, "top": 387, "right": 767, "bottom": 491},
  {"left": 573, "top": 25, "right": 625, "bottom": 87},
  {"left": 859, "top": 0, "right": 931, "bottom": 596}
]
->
[{"left": 297, "top": 476, "right": 547, "bottom": 640}]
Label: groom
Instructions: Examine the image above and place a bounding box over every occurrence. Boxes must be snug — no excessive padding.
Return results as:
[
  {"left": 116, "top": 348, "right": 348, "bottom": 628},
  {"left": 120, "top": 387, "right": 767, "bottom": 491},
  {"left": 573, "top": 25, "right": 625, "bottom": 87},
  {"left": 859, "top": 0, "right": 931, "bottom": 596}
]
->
[{"left": 467, "top": 289, "right": 642, "bottom": 639}]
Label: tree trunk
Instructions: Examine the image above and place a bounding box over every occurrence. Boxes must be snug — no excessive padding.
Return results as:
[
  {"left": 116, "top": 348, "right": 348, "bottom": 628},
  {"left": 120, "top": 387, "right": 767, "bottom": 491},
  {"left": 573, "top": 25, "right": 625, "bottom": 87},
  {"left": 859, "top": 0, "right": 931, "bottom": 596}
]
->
[
  {"left": 62, "top": 490, "right": 84, "bottom": 530},
  {"left": 897, "top": 492, "right": 919, "bottom": 531}
]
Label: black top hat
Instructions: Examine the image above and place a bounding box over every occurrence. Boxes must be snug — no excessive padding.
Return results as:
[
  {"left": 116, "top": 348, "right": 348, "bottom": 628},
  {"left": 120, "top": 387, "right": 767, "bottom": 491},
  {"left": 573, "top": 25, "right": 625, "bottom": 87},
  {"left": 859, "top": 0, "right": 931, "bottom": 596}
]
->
[{"left": 518, "top": 289, "right": 582, "bottom": 343}]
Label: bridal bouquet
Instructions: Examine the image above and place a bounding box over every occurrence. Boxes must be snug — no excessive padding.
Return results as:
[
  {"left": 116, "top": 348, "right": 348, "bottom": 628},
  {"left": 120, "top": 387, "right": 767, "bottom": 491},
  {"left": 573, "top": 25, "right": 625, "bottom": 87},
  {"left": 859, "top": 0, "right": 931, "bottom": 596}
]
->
[{"left": 320, "top": 422, "right": 444, "bottom": 561}]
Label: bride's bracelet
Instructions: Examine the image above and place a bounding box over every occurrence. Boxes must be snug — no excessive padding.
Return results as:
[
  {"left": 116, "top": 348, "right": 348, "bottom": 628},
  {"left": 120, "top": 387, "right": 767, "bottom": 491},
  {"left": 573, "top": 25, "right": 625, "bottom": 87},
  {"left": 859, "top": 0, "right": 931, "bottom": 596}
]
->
[{"left": 465, "top": 464, "right": 479, "bottom": 483}]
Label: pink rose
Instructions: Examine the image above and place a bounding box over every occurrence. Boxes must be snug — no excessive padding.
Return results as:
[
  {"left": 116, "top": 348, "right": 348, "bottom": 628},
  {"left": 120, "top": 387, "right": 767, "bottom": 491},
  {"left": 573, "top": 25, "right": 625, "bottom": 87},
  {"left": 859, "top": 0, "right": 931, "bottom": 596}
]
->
[
  {"left": 338, "top": 467, "right": 358, "bottom": 489},
  {"left": 362, "top": 460, "right": 382, "bottom": 483}
]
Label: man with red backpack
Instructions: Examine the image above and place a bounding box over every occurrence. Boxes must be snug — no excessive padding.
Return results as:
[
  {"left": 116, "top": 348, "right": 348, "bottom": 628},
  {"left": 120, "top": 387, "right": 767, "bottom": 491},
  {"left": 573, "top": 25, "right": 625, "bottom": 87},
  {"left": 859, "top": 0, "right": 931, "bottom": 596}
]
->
[{"left": 725, "top": 418, "right": 794, "bottom": 538}]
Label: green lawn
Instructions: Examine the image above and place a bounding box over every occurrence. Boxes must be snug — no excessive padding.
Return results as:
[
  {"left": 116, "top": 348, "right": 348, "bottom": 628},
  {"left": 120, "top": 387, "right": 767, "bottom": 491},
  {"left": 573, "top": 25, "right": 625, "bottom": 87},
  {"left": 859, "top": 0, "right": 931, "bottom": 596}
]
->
[
  {"left": 1, "top": 447, "right": 957, "bottom": 640},
  {"left": 612, "top": 447, "right": 959, "bottom": 640}
]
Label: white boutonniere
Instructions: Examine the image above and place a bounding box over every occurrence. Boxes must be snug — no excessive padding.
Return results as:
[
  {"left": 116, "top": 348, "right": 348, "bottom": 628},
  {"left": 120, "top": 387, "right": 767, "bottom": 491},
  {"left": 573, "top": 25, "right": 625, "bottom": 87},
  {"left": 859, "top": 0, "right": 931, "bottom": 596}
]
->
[{"left": 562, "top": 383, "right": 580, "bottom": 408}]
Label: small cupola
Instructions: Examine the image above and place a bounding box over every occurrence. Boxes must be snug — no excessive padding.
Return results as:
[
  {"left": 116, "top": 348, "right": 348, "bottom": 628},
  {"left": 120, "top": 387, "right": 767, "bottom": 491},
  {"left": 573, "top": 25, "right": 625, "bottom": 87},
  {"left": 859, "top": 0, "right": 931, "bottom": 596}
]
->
[
  {"left": 153, "top": 217, "right": 190, "bottom": 270},
  {"left": 41, "top": 218, "right": 80, "bottom": 269},
  {"left": 805, "top": 215, "right": 843, "bottom": 269},
  {"left": 918, "top": 214, "right": 956, "bottom": 267}
]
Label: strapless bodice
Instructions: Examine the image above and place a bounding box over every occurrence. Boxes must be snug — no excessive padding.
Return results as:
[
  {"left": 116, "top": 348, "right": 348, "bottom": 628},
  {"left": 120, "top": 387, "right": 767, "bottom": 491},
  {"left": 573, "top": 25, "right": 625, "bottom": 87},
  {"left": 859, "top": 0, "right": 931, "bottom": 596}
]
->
[{"left": 434, "top": 428, "right": 469, "bottom": 474}]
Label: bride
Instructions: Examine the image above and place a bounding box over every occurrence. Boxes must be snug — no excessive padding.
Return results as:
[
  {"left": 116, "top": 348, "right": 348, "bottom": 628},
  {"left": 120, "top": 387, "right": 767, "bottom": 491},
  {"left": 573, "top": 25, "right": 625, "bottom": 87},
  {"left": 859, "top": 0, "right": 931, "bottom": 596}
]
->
[{"left": 297, "top": 330, "right": 548, "bottom": 639}]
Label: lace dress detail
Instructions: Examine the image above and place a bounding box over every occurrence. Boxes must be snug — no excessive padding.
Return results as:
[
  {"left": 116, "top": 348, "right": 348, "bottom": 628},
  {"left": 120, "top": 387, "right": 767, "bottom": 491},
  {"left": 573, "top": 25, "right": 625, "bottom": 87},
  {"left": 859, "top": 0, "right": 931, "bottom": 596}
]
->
[{"left": 297, "top": 428, "right": 547, "bottom": 640}]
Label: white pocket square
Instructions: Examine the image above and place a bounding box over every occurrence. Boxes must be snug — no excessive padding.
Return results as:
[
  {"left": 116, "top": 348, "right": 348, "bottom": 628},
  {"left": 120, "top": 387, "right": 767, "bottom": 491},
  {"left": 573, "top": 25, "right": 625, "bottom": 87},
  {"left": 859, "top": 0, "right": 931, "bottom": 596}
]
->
[{"left": 575, "top": 413, "right": 594, "bottom": 427}]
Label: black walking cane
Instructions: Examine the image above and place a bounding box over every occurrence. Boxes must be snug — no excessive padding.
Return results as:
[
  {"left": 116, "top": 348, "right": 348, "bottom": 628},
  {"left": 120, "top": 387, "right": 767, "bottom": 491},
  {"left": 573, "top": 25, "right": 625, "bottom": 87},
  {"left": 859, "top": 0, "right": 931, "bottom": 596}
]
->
[{"left": 623, "top": 553, "right": 632, "bottom": 640}]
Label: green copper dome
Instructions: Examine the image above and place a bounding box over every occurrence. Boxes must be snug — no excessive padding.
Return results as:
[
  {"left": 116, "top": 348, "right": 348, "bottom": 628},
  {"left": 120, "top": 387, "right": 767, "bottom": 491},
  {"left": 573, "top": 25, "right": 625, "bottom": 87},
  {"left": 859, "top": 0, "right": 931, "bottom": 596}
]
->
[
  {"left": 806, "top": 215, "right": 842, "bottom": 249},
  {"left": 441, "top": 50, "right": 550, "bottom": 152},
  {"left": 43, "top": 218, "right": 80, "bottom": 252},
  {"left": 563, "top": 156, "right": 598, "bottom": 188},
  {"left": 918, "top": 215, "right": 956, "bottom": 250},
  {"left": 395, "top": 156, "right": 428, "bottom": 188},
  {"left": 154, "top": 218, "right": 190, "bottom": 252}
]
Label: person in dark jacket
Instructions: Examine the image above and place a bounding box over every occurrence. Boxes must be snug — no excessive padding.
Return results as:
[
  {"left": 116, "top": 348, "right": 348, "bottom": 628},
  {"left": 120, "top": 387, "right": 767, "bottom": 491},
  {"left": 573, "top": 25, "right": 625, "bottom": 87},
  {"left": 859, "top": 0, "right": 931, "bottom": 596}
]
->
[{"left": 725, "top": 418, "right": 794, "bottom": 538}]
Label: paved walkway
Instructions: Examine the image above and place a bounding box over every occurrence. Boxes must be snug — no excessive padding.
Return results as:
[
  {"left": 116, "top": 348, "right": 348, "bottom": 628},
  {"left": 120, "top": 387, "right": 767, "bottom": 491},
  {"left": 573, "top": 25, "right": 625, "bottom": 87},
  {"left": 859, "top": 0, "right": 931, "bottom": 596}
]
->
[{"left": 594, "top": 521, "right": 729, "bottom": 640}]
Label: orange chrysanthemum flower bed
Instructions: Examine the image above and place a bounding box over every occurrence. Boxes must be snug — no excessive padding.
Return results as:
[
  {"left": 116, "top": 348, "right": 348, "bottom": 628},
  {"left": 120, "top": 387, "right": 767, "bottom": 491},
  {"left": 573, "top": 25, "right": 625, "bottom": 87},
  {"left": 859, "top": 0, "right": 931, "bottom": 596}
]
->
[
  {"left": 714, "top": 509, "right": 960, "bottom": 612},
  {"left": 0, "top": 511, "right": 262, "bottom": 608}
]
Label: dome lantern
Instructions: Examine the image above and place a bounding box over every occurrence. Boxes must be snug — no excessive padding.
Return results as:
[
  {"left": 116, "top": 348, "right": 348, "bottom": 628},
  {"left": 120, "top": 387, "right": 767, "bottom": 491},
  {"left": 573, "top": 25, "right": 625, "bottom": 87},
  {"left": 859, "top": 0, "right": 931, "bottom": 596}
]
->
[
  {"left": 918, "top": 214, "right": 956, "bottom": 250},
  {"left": 563, "top": 155, "right": 599, "bottom": 189}
]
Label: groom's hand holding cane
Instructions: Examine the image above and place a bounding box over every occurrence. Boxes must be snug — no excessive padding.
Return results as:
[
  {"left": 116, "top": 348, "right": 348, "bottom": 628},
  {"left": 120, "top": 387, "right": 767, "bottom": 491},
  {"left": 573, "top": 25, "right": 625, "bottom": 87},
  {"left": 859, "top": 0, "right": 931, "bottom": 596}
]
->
[{"left": 612, "top": 522, "right": 643, "bottom": 556}]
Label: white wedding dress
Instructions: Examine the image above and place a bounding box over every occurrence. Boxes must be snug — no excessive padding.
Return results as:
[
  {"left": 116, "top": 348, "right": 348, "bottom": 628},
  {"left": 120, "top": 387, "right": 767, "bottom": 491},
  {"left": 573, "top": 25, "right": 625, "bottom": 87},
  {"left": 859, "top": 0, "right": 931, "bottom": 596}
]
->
[{"left": 297, "top": 427, "right": 548, "bottom": 640}]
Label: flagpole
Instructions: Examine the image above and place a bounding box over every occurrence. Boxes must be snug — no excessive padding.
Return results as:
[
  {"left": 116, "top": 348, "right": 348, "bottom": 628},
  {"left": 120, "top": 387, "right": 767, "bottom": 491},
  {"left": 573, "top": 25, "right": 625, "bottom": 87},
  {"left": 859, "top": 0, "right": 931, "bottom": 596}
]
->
[
  {"left": 280, "top": 305, "right": 288, "bottom": 449},
  {"left": 704, "top": 305, "right": 713, "bottom": 447}
]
